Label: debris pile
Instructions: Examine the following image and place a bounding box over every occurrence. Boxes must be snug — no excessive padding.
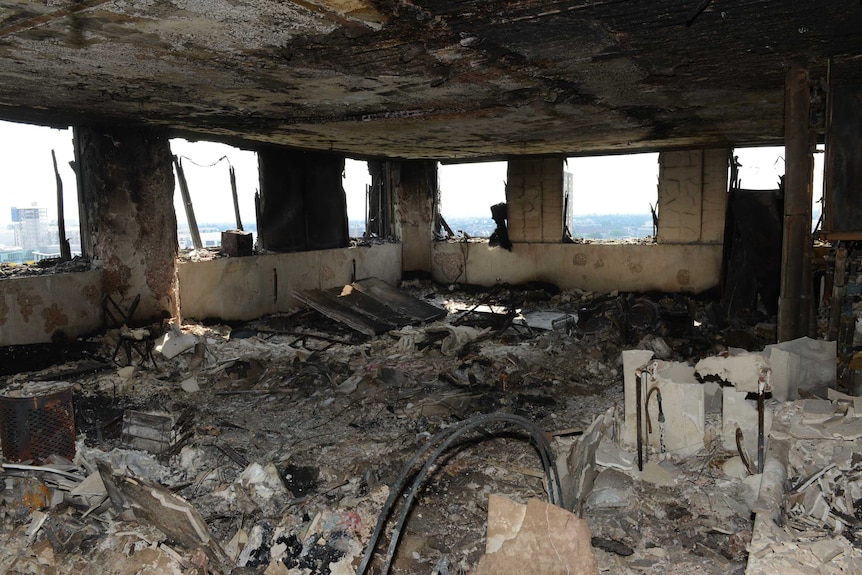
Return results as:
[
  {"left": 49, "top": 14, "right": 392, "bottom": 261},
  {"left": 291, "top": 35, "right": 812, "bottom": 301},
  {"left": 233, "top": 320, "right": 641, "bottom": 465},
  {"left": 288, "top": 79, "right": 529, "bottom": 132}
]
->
[{"left": 0, "top": 280, "right": 860, "bottom": 574}]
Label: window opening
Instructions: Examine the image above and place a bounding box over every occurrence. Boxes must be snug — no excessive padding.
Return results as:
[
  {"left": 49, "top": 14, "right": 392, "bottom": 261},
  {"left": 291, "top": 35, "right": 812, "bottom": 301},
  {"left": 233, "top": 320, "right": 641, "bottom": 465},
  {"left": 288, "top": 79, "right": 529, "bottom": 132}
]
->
[
  {"left": 169, "top": 139, "right": 259, "bottom": 250},
  {"left": 438, "top": 161, "right": 507, "bottom": 238},
  {"left": 565, "top": 153, "right": 659, "bottom": 241},
  {"left": 344, "top": 158, "right": 370, "bottom": 238},
  {"left": 732, "top": 145, "right": 824, "bottom": 232},
  {"left": 0, "top": 120, "right": 79, "bottom": 265}
]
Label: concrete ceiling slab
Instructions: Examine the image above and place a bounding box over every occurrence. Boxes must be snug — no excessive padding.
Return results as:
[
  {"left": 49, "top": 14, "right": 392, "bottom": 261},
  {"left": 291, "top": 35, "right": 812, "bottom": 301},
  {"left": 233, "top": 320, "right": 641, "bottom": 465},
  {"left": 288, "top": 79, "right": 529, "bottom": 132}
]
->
[{"left": 0, "top": 0, "right": 860, "bottom": 159}]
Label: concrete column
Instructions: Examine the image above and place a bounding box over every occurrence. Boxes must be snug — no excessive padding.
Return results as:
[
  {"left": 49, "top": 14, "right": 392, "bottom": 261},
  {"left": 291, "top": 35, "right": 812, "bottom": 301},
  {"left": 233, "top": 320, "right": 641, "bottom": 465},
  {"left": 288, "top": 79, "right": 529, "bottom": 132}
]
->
[
  {"left": 779, "top": 61, "right": 813, "bottom": 342},
  {"left": 506, "top": 158, "right": 565, "bottom": 243},
  {"left": 393, "top": 160, "right": 438, "bottom": 275},
  {"left": 75, "top": 125, "right": 179, "bottom": 323}
]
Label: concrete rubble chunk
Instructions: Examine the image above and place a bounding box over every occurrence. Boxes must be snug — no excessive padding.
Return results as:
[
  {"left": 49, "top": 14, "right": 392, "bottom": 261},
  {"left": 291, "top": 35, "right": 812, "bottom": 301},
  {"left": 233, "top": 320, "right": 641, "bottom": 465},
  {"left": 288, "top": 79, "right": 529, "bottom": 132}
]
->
[
  {"left": 514, "top": 310, "right": 576, "bottom": 331},
  {"left": 802, "top": 399, "right": 836, "bottom": 424},
  {"left": 97, "top": 460, "right": 231, "bottom": 573},
  {"left": 694, "top": 351, "right": 769, "bottom": 394},
  {"left": 155, "top": 332, "right": 198, "bottom": 359},
  {"left": 473, "top": 495, "right": 598, "bottom": 575},
  {"left": 764, "top": 336, "right": 836, "bottom": 399},
  {"left": 639, "top": 460, "right": 676, "bottom": 487},
  {"left": 180, "top": 377, "right": 200, "bottom": 393},
  {"left": 649, "top": 362, "right": 705, "bottom": 458},
  {"left": 585, "top": 468, "right": 634, "bottom": 510},
  {"left": 427, "top": 324, "right": 492, "bottom": 356},
  {"left": 595, "top": 437, "right": 634, "bottom": 471},
  {"left": 564, "top": 407, "right": 614, "bottom": 512}
]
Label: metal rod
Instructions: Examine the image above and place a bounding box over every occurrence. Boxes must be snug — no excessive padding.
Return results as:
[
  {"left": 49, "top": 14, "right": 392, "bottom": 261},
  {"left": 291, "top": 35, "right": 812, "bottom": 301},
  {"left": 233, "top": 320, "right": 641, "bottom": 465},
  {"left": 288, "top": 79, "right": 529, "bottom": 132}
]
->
[
  {"left": 636, "top": 371, "right": 644, "bottom": 472},
  {"left": 757, "top": 387, "right": 765, "bottom": 473}
]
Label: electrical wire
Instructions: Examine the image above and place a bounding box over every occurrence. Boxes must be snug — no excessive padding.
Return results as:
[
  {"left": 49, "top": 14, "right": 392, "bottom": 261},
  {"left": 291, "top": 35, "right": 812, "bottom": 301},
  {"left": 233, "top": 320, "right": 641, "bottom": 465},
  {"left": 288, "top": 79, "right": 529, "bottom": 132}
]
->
[
  {"left": 176, "top": 154, "right": 231, "bottom": 169},
  {"left": 355, "top": 413, "right": 563, "bottom": 575}
]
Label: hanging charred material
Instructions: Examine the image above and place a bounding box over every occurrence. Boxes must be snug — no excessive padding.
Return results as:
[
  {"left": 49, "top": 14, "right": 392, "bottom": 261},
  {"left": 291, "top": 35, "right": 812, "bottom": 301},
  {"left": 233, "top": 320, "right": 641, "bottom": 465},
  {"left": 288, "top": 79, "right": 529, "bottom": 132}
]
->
[
  {"left": 257, "top": 148, "right": 347, "bottom": 252},
  {"left": 489, "top": 202, "right": 512, "bottom": 250},
  {"left": 721, "top": 188, "right": 783, "bottom": 320}
]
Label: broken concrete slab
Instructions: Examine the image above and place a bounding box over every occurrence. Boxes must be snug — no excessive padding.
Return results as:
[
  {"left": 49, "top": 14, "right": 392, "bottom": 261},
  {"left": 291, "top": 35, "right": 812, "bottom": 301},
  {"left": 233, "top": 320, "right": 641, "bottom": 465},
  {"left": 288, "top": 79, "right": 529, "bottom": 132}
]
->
[
  {"left": 473, "top": 496, "right": 598, "bottom": 575},
  {"left": 638, "top": 460, "right": 677, "bottom": 487},
  {"left": 694, "top": 351, "right": 769, "bottom": 394},
  {"left": 649, "top": 362, "right": 705, "bottom": 459},
  {"left": 595, "top": 437, "right": 635, "bottom": 472},
  {"left": 155, "top": 332, "right": 198, "bottom": 360},
  {"left": 97, "top": 460, "right": 231, "bottom": 573},
  {"left": 585, "top": 468, "right": 634, "bottom": 510},
  {"left": 514, "top": 311, "right": 576, "bottom": 331},
  {"left": 764, "top": 336, "right": 836, "bottom": 399},
  {"left": 294, "top": 277, "right": 447, "bottom": 335},
  {"left": 563, "top": 407, "right": 614, "bottom": 514}
]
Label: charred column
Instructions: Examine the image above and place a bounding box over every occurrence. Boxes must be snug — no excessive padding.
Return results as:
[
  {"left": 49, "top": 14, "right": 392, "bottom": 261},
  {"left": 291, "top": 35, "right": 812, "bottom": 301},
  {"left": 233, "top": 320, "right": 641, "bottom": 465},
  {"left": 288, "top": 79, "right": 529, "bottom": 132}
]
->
[
  {"left": 778, "top": 62, "right": 813, "bottom": 342},
  {"left": 75, "top": 125, "right": 179, "bottom": 323},
  {"left": 257, "top": 148, "right": 347, "bottom": 252},
  {"left": 393, "top": 161, "right": 438, "bottom": 276}
]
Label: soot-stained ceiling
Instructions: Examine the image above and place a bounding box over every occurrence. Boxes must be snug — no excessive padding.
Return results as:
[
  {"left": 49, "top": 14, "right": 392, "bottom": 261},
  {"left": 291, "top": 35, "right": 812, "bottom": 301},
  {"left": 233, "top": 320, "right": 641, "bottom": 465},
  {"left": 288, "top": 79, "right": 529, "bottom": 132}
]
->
[{"left": 0, "top": 0, "right": 860, "bottom": 159}]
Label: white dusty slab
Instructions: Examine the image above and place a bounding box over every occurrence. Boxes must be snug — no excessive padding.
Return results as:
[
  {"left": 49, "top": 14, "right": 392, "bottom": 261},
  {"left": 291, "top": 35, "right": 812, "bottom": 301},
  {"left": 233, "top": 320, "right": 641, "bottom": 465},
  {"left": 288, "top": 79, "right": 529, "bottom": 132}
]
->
[
  {"left": 764, "top": 336, "right": 836, "bottom": 397},
  {"left": 694, "top": 352, "right": 769, "bottom": 394},
  {"left": 649, "top": 362, "right": 704, "bottom": 459}
]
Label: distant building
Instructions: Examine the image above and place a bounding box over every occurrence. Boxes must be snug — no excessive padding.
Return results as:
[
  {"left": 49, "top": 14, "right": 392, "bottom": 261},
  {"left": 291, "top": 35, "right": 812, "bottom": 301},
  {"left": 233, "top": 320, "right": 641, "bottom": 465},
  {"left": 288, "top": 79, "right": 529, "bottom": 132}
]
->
[{"left": 11, "top": 204, "right": 51, "bottom": 250}]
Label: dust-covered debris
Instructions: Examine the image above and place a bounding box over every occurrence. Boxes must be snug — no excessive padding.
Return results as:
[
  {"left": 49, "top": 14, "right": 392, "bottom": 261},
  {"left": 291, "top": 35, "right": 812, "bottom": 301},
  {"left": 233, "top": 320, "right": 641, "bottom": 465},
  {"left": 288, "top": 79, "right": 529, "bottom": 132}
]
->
[{"left": 1, "top": 281, "right": 859, "bottom": 574}]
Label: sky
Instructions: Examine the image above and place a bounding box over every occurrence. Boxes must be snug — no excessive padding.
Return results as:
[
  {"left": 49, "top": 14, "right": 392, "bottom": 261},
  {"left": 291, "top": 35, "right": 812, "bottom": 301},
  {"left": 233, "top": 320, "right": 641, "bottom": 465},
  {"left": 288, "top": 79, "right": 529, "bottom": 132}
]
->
[{"left": 0, "top": 118, "right": 823, "bottom": 229}]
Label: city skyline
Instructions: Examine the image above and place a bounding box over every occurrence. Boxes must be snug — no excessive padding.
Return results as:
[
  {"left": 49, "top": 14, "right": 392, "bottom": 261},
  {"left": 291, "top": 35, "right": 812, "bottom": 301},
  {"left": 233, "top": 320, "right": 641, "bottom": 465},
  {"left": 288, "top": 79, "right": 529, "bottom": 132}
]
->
[{"left": 1, "top": 120, "right": 818, "bottom": 236}]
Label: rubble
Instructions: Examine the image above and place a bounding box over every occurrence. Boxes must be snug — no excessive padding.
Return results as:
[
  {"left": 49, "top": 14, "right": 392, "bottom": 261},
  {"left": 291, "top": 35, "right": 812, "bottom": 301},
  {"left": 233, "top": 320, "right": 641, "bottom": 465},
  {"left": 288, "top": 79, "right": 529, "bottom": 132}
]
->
[{"left": 0, "top": 281, "right": 861, "bottom": 574}]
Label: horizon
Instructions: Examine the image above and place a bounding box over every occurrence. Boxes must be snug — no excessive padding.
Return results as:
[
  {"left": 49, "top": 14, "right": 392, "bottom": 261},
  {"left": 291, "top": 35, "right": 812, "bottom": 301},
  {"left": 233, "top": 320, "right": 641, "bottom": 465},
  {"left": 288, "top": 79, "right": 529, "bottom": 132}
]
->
[{"left": 1, "top": 120, "right": 822, "bottom": 233}]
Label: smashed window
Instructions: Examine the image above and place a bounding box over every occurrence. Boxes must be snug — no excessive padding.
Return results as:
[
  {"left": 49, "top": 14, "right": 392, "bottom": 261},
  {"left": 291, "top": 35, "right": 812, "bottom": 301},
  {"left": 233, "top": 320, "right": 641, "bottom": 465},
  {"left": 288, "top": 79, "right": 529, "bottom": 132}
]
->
[
  {"left": 0, "top": 120, "right": 79, "bottom": 268},
  {"left": 438, "top": 161, "right": 507, "bottom": 239},
  {"left": 169, "top": 139, "right": 259, "bottom": 251},
  {"left": 344, "top": 159, "right": 371, "bottom": 238},
  {"left": 565, "top": 153, "right": 659, "bottom": 241}
]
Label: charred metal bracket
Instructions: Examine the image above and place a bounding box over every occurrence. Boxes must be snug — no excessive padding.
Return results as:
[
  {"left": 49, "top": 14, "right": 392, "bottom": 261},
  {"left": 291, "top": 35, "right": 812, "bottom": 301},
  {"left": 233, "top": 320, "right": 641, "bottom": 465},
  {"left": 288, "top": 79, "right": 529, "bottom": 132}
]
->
[
  {"left": 635, "top": 360, "right": 659, "bottom": 471},
  {"left": 757, "top": 366, "right": 772, "bottom": 474}
]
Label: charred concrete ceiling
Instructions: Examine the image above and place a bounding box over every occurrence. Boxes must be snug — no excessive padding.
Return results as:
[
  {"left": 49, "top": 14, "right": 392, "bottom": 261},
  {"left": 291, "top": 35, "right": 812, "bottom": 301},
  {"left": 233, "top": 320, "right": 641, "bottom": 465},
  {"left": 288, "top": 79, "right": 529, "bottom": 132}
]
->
[{"left": 0, "top": 0, "right": 860, "bottom": 159}]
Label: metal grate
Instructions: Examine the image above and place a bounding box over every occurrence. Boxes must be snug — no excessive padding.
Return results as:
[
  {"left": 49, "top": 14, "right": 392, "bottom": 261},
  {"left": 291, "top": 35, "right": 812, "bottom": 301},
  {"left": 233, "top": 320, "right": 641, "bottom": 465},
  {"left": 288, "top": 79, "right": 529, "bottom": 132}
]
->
[{"left": 0, "top": 386, "right": 76, "bottom": 464}]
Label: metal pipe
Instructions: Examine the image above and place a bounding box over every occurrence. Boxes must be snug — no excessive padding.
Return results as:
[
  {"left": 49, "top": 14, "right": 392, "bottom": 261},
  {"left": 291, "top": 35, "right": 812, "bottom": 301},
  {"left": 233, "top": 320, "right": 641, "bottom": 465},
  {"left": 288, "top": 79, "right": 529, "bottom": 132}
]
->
[
  {"left": 757, "top": 368, "right": 770, "bottom": 474},
  {"left": 636, "top": 370, "right": 644, "bottom": 472}
]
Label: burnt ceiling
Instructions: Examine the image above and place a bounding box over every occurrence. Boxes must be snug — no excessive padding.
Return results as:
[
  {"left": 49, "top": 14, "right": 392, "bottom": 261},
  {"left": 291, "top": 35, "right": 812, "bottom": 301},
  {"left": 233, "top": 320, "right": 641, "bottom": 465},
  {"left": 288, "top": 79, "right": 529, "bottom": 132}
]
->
[{"left": 0, "top": 0, "right": 860, "bottom": 159}]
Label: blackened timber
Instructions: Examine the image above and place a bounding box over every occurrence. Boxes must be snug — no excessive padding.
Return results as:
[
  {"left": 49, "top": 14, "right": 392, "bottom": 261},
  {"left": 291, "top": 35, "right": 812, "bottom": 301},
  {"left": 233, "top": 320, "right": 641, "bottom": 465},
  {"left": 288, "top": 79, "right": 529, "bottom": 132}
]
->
[
  {"left": 293, "top": 289, "right": 390, "bottom": 336},
  {"left": 351, "top": 277, "right": 447, "bottom": 323},
  {"left": 778, "top": 61, "right": 813, "bottom": 342},
  {"left": 294, "top": 278, "right": 447, "bottom": 335},
  {"left": 52, "top": 149, "right": 71, "bottom": 261}
]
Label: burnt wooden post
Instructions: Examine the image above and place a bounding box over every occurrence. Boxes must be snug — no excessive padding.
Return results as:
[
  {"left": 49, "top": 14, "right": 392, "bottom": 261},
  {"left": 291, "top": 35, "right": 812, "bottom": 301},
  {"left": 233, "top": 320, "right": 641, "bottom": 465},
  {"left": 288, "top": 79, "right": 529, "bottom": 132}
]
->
[
  {"left": 230, "top": 164, "right": 243, "bottom": 231},
  {"left": 52, "top": 149, "right": 72, "bottom": 261},
  {"left": 173, "top": 155, "right": 203, "bottom": 251},
  {"left": 778, "top": 61, "right": 813, "bottom": 342}
]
